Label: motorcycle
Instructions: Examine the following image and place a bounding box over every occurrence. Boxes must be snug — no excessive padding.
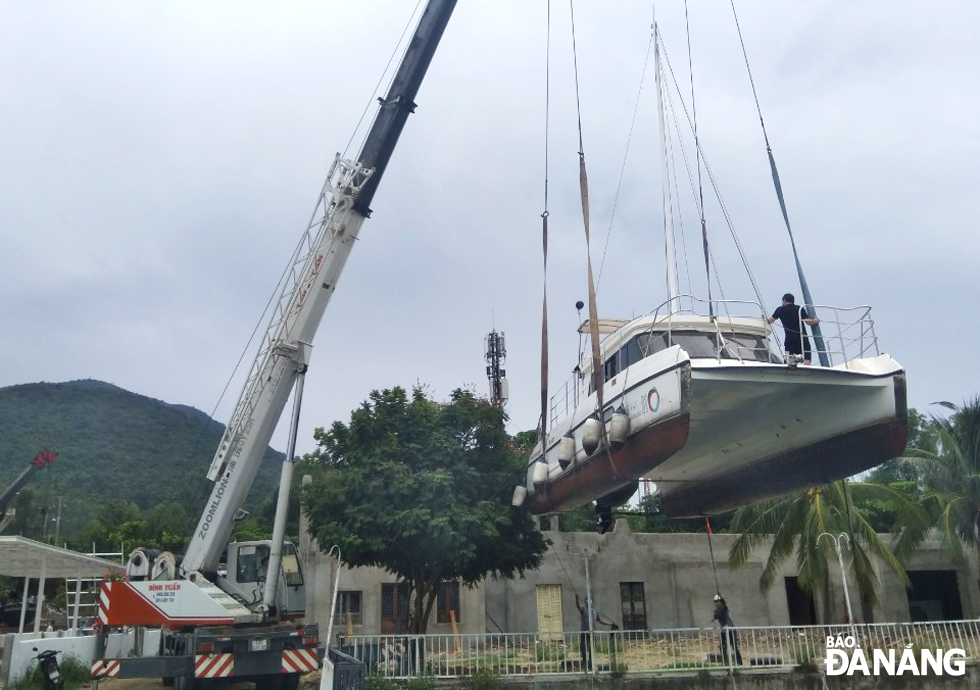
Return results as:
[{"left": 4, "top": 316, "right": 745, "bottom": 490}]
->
[{"left": 31, "top": 647, "right": 63, "bottom": 690}]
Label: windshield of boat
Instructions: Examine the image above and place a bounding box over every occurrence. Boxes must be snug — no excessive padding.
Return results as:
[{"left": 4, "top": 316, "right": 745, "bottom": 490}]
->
[
  {"left": 589, "top": 329, "right": 776, "bottom": 392},
  {"left": 668, "top": 330, "right": 778, "bottom": 362}
]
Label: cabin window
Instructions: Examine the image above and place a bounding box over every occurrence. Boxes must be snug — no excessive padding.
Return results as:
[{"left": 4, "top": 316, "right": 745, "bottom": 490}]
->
[
  {"left": 620, "top": 337, "right": 643, "bottom": 369},
  {"left": 603, "top": 351, "right": 621, "bottom": 382},
  {"left": 334, "top": 590, "right": 362, "bottom": 625},
  {"left": 638, "top": 332, "right": 669, "bottom": 357},
  {"left": 667, "top": 331, "right": 719, "bottom": 358},
  {"left": 589, "top": 332, "right": 670, "bottom": 394},
  {"left": 721, "top": 334, "right": 778, "bottom": 362}
]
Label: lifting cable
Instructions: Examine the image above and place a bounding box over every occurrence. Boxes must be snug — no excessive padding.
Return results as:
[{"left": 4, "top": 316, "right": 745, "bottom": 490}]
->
[
  {"left": 538, "top": 0, "right": 552, "bottom": 447},
  {"left": 569, "top": 0, "right": 607, "bottom": 433},
  {"left": 728, "top": 0, "right": 829, "bottom": 364}
]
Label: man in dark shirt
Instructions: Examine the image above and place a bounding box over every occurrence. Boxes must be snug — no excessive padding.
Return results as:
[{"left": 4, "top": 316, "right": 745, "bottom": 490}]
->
[
  {"left": 575, "top": 594, "right": 617, "bottom": 671},
  {"left": 767, "top": 293, "right": 820, "bottom": 364}
]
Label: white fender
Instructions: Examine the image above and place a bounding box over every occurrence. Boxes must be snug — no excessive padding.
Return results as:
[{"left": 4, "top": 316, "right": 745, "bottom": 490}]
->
[
  {"left": 582, "top": 418, "right": 602, "bottom": 455},
  {"left": 532, "top": 459, "right": 549, "bottom": 487},
  {"left": 609, "top": 409, "right": 630, "bottom": 447},
  {"left": 558, "top": 436, "right": 575, "bottom": 468},
  {"left": 512, "top": 485, "right": 528, "bottom": 507}
]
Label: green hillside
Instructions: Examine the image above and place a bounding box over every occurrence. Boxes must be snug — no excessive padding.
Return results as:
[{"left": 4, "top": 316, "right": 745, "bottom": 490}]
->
[{"left": 0, "top": 379, "right": 284, "bottom": 543}]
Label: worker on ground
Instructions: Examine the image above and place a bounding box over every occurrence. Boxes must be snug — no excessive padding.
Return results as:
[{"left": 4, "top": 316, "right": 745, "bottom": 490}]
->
[
  {"left": 575, "top": 594, "right": 617, "bottom": 671},
  {"left": 767, "top": 293, "right": 819, "bottom": 365},
  {"left": 712, "top": 594, "right": 743, "bottom": 666}
]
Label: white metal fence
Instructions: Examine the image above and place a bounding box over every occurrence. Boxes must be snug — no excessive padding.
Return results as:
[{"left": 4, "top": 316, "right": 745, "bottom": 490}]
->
[{"left": 340, "top": 620, "right": 980, "bottom": 678}]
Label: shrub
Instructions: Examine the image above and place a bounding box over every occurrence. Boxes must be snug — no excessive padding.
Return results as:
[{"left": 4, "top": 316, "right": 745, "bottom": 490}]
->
[
  {"left": 365, "top": 674, "right": 399, "bottom": 690},
  {"left": 463, "top": 670, "right": 502, "bottom": 690}
]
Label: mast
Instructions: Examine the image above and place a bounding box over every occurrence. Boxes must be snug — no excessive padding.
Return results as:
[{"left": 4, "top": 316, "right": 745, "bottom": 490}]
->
[{"left": 654, "top": 23, "right": 681, "bottom": 306}]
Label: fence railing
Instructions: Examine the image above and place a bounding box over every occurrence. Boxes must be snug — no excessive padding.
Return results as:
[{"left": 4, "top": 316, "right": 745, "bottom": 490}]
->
[{"left": 340, "top": 620, "right": 980, "bottom": 678}]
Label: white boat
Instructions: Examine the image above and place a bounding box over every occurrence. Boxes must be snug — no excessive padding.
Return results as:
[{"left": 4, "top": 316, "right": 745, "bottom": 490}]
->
[
  {"left": 512, "top": 17, "right": 907, "bottom": 519},
  {"left": 518, "top": 297, "right": 906, "bottom": 517}
]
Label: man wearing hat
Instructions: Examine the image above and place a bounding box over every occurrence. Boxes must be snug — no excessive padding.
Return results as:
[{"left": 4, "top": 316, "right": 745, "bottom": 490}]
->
[{"left": 712, "top": 594, "right": 743, "bottom": 666}]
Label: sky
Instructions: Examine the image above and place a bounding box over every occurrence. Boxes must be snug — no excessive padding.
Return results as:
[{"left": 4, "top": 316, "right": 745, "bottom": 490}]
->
[{"left": 1, "top": 0, "right": 978, "bottom": 462}]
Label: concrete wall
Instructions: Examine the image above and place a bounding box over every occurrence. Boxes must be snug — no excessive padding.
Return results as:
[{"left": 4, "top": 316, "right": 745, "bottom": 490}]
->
[
  {"left": 300, "top": 514, "right": 979, "bottom": 636},
  {"left": 1, "top": 629, "right": 161, "bottom": 687}
]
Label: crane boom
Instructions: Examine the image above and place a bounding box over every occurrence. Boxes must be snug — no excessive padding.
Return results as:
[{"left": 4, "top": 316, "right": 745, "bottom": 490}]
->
[
  {"left": 0, "top": 449, "right": 57, "bottom": 522},
  {"left": 181, "top": 0, "right": 458, "bottom": 576}
]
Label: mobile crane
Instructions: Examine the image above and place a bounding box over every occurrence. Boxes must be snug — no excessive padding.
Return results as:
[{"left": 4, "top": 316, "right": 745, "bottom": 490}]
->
[
  {"left": 90, "top": 3, "right": 458, "bottom": 688},
  {"left": 0, "top": 448, "right": 57, "bottom": 533}
]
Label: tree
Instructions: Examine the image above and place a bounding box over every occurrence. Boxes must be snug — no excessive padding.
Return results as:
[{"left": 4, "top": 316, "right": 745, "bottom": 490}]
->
[
  {"left": 867, "top": 408, "right": 935, "bottom": 485},
  {"left": 301, "top": 386, "right": 549, "bottom": 633},
  {"left": 915, "top": 398, "right": 980, "bottom": 585},
  {"left": 728, "top": 480, "right": 929, "bottom": 622}
]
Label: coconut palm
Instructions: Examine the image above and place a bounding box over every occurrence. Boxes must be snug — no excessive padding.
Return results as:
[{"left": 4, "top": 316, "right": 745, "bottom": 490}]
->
[
  {"left": 914, "top": 398, "right": 980, "bottom": 578},
  {"left": 728, "top": 479, "right": 929, "bottom": 621}
]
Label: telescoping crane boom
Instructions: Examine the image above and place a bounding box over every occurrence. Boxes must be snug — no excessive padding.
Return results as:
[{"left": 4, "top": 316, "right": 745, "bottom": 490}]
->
[
  {"left": 93, "top": 3, "right": 458, "bottom": 688},
  {"left": 0, "top": 449, "right": 57, "bottom": 532}
]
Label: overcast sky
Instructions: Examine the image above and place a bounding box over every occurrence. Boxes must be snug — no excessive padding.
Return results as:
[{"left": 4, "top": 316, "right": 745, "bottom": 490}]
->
[{"left": 2, "top": 1, "right": 978, "bottom": 461}]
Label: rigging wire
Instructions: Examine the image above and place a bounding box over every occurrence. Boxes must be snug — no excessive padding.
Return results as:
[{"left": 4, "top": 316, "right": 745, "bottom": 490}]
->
[
  {"left": 728, "top": 0, "right": 829, "bottom": 363},
  {"left": 657, "top": 29, "right": 768, "bottom": 317},
  {"left": 205, "top": 1, "right": 427, "bottom": 474},
  {"left": 684, "top": 0, "right": 713, "bottom": 315},
  {"left": 595, "top": 19, "right": 656, "bottom": 291},
  {"left": 344, "top": 0, "right": 426, "bottom": 160},
  {"left": 663, "top": 71, "right": 695, "bottom": 306},
  {"left": 539, "top": 0, "right": 552, "bottom": 442}
]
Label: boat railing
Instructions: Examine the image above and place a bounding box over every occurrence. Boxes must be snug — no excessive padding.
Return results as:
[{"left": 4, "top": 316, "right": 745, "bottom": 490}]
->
[
  {"left": 772, "top": 303, "right": 880, "bottom": 367},
  {"left": 549, "top": 371, "right": 582, "bottom": 427},
  {"left": 547, "top": 298, "right": 883, "bottom": 425}
]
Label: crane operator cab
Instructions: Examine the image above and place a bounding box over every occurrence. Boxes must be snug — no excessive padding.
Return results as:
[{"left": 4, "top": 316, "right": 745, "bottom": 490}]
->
[{"left": 219, "top": 541, "right": 307, "bottom": 619}]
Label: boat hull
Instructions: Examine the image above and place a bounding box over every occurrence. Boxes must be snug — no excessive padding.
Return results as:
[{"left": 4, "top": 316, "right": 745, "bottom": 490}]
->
[
  {"left": 652, "top": 354, "right": 907, "bottom": 516},
  {"left": 524, "top": 348, "right": 692, "bottom": 515},
  {"left": 526, "top": 410, "right": 690, "bottom": 514}
]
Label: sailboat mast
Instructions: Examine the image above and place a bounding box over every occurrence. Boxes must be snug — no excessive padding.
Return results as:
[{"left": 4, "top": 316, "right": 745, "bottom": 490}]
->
[{"left": 654, "top": 25, "right": 681, "bottom": 308}]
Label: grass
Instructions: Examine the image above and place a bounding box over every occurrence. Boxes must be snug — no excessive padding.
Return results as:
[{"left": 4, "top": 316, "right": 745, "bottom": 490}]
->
[{"left": 8, "top": 654, "right": 90, "bottom": 690}]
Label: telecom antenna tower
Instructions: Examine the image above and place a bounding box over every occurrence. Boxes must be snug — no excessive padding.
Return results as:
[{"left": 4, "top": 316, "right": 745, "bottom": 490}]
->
[{"left": 485, "top": 330, "right": 508, "bottom": 406}]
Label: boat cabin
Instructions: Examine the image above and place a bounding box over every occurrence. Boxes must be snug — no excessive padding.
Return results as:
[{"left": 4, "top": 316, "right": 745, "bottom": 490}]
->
[{"left": 581, "top": 314, "right": 779, "bottom": 392}]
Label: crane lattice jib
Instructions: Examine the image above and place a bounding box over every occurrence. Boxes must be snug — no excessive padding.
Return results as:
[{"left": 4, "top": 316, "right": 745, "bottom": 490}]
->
[
  {"left": 208, "top": 158, "right": 373, "bottom": 482},
  {"left": 181, "top": 0, "right": 457, "bottom": 577},
  {"left": 181, "top": 160, "right": 373, "bottom": 575}
]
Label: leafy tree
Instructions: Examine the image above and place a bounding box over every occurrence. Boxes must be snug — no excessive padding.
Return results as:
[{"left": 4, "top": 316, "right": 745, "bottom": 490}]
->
[
  {"left": 301, "top": 386, "right": 549, "bottom": 633},
  {"left": 728, "top": 480, "right": 929, "bottom": 622},
  {"left": 914, "top": 398, "right": 980, "bottom": 585},
  {"left": 867, "top": 408, "right": 935, "bottom": 485}
]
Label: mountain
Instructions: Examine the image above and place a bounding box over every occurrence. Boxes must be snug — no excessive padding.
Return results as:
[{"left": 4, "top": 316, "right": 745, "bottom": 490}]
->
[{"left": 0, "top": 379, "right": 284, "bottom": 537}]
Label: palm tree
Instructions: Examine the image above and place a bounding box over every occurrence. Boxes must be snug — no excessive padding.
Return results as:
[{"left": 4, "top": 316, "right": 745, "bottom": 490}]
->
[
  {"left": 728, "top": 480, "right": 929, "bottom": 622},
  {"left": 914, "top": 398, "right": 980, "bottom": 583}
]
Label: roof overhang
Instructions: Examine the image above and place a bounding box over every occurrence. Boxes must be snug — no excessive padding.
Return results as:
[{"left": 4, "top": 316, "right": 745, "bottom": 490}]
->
[{"left": 0, "top": 536, "right": 126, "bottom": 579}]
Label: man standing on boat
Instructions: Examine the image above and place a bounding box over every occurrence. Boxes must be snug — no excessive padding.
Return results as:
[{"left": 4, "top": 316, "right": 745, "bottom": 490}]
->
[{"left": 768, "top": 293, "right": 820, "bottom": 365}]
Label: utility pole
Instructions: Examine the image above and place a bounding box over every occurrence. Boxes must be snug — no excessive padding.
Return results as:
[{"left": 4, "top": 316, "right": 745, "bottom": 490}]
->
[{"left": 485, "top": 330, "right": 508, "bottom": 406}]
